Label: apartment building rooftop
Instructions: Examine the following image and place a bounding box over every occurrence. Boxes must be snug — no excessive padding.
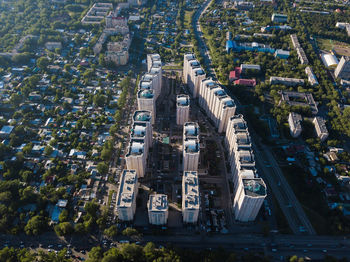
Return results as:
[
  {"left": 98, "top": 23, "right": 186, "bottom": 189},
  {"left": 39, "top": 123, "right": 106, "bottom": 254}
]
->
[
  {"left": 289, "top": 112, "right": 302, "bottom": 130},
  {"left": 149, "top": 53, "right": 161, "bottom": 60},
  {"left": 138, "top": 89, "right": 154, "bottom": 99},
  {"left": 237, "top": 150, "right": 255, "bottom": 166},
  {"left": 243, "top": 178, "right": 267, "bottom": 197},
  {"left": 189, "top": 60, "right": 200, "bottom": 68},
  {"left": 139, "top": 79, "right": 152, "bottom": 90},
  {"left": 131, "top": 123, "right": 147, "bottom": 138},
  {"left": 183, "top": 171, "right": 200, "bottom": 209},
  {"left": 184, "top": 53, "right": 196, "bottom": 61},
  {"left": 214, "top": 88, "right": 227, "bottom": 98},
  {"left": 235, "top": 132, "right": 251, "bottom": 147},
  {"left": 194, "top": 68, "right": 205, "bottom": 76},
  {"left": 313, "top": 116, "right": 328, "bottom": 134},
  {"left": 127, "top": 139, "right": 145, "bottom": 156},
  {"left": 177, "top": 95, "right": 190, "bottom": 106},
  {"left": 133, "top": 110, "right": 152, "bottom": 123},
  {"left": 230, "top": 115, "right": 248, "bottom": 131},
  {"left": 184, "top": 138, "right": 200, "bottom": 153},
  {"left": 148, "top": 194, "right": 168, "bottom": 212},
  {"left": 184, "top": 122, "right": 199, "bottom": 138},
  {"left": 116, "top": 170, "right": 137, "bottom": 208},
  {"left": 223, "top": 98, "right": 236, "bottom": 108}
]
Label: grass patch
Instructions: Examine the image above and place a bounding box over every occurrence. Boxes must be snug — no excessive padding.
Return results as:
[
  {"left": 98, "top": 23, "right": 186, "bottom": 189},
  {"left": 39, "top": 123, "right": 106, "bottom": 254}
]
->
[
  {"left": 163, "top": 65, "right": 182, "bottom": 70},
  {"left": 317, "top": 37, "right": 350, "bottom": 56},
  {"left": 184, "top": 10, "right": 194, "bottom": 29}
]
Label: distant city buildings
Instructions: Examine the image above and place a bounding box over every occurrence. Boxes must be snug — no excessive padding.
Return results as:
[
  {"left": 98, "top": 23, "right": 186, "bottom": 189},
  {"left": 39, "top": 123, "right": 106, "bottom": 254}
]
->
[
  {"left": 176, "top": 95, "right": 190, "bottom": 125},
  {"left": 288, "top": 112, "right": 302, "bottom": 138},
  {"left": 226, "top": 40, "right": 289, "bottom": 59},
  {"left": 116, "top": 170, "right": 138, "bottom": 221},
  {"left": 290, "top": 34, "right": 309, "bottom": 65},
  {"left": 274, "top": 49, "right": 290, "bottom": 59},
  {"left": 229, "top": 65, "right": 257, "bottom": 87},
  {"left": 305, "top": 66, "right": 319, "bottom": 86},
  {"left": 313, "top": 117, "right": 329, "bottom": 142},
  {"left": 336, "top": 22, "right": 350, "bottom": 37},
  {"left": 270, "top": 76, "right": 304, "bottom": 86},
  {"left": 279, "top": 91, "right": 318, "bottom": 114},
  {"left": 45, "top": 42, "right": 62, "bottom": 51},
  {"left": 234, "top": 1, "right": 254, "bottom": 11},
  {"left": 81, "top": 3, "right": 113, "bottom": 24},
  {"left": 147, "top": 194, "right": 168, "bottom": 225},
  {"left": 261, "top": 25, "right": 292, "bottom": 32},
  {"left": 335, "top": 56, "right": 350, "bottom": 80},
  {"left": 91, "top": 3, "right": 131, "bottom": 66},
  {"left": 182, "top": 171, "right": 200, "bottom": 224},
  {"left": 271, "top": 13, "right": 287, "bottom": 23}
]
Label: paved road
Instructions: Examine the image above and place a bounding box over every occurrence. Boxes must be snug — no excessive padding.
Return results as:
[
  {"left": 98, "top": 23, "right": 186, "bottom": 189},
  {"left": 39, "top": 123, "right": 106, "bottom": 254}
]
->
[
  {"left": 2, "top": 233, "right": 350, "bottom": 260},
  {"left": 192, "top": 0, "right": 315, "bottom": 235}
]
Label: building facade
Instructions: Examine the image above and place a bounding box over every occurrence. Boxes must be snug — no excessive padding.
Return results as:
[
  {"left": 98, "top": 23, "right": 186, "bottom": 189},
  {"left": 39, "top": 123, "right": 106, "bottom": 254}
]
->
[
  {"left": 288, "top": 112, "right": 302, "bottom": 138},
  {"left": 233, "top": 178, "right": 267, "bottom": 222},
  {"left": 115, "top": 170, "right": 138, "bottom": 221},
  {"left": 147, "top": 194, "right": 168, "bottom": 225},
  {"left": 125, "top": 138, "right": 147, "bottom": 177},
  {"left": 182, "top": 171, "right": 200, "bottom": 223},
  {"left": 176, "top": 95, "right": 190, "bottom": 125},
  {"left": 335, "top": 56, "right": 350, "bottom": 80}
]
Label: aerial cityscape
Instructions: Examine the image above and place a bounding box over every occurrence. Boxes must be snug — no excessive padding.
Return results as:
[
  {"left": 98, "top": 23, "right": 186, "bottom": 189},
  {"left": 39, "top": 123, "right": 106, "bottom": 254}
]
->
[{"left": 0, "top": 0, "right": 350, "bottom": 261}]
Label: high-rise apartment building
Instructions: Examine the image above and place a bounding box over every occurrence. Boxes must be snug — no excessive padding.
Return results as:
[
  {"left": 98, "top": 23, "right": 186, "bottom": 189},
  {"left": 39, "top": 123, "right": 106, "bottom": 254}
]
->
[
  {"left": 137, "top": 89, "right": 156, "bottom": 124},
  {"left": 176, "top": 95, "right": 190, "bottom": 125},
  {"left": 182, "top": 171, "right": 200, "bottom": 224},
  {"left": 183, "top": 53, "right": 196, "bottom": 84},
  {"left": 125, "top": 138, "right": 147, "bottom": 178},
  {"left": 183, "top": 138, "right": 200, "bottom": 171},
  {"left": 147, "top": 53, "right": 161, "bottom": 72},
  {"left": 147, "top": 194, "right": 168, "bottom": 225},
  {"left": 233, "top": 178, "right": 267, "bottom": 222},
  {"left": 182, "top": 122, "right": 200, "bottom": 171},
  {"left": 133, "top": 110, "right": 152, "bottom": 147},
  {"left": 199, "top": 78, "right": 216, "bottom": 110},
  {"left": 115, "top": 170, "right": 138, "bottom": 221},
  {"left": 130, "top": 122, "right": 150, "bottom": 159},
  {"left": 191, "top": 67, "right": 206, "bottom": 98},
  {"left": 335, "top": 56, "right": 350, "bottom": 80},
  {"left": 231, "top": 149, "right": 256, "bottom": 183},
  {"left": 183, "top": 122, "right": 200, "bottom": 141}
]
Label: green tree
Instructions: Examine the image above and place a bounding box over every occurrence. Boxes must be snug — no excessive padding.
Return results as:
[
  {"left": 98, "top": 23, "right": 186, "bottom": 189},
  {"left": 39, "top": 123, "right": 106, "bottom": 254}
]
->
[
  {"left": 97, "top": 162, "right": 109, "bottom": 175},
  {"left": 104, "top": 225, "right": 118, "bottom": 238},
  {"left": 87, "top": 246, "right": 103, "bottom": 262},
  {"left": 37, "top": 57, "right": 50, "bottom": 70},
  {"left": 24, "top": 215, "right": 47, "bottom": 235},
  {"left": 54, "top": 222, "right": 74, "bottom": 236},
  {"left": 122, "top": 227, "right": 139, "bottom": 237}
]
